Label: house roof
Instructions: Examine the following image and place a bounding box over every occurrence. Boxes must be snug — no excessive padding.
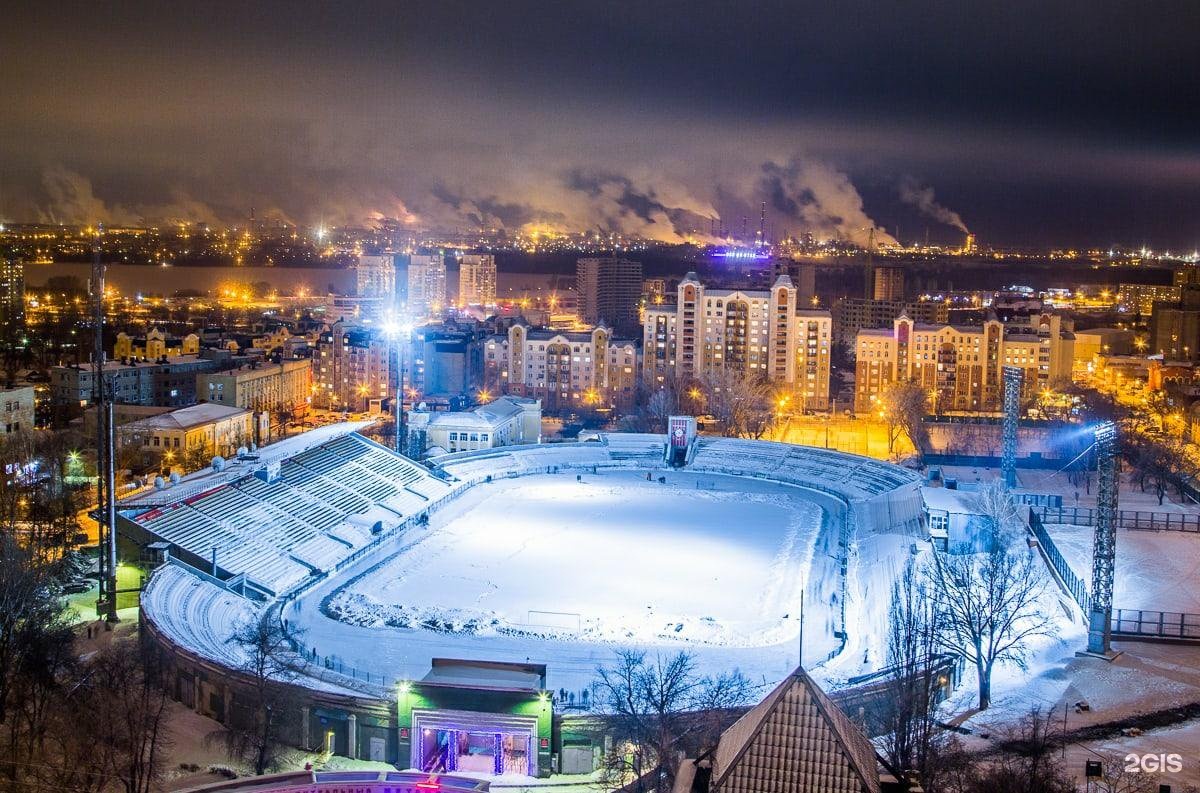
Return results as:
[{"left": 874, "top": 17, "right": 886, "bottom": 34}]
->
[
  {"left": 124, "top": 402, "right": 251, "bottom": 432},
  {"left": 697, "top": 667, "right": 882, "bottom": 793}
]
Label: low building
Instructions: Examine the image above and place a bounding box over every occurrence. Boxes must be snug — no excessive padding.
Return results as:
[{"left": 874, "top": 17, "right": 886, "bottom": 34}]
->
[
  {"left": 51, "top": 355, "right": 223, "bottom": 410},
  {"left": 118, "top": 403, "right": 256, "bottom": 460},
  {"left": 409, "top": 322, "right": 486, "bottom": 398},
  {"left": 0, "top": 385, "right": 34, "bottom": 435},
  {"left": 1073, "top": 327, "right": 1134, "bottom": 369},
  {"left": 674, "top": 666, "right": 894, "bottom": 793},
  {"left": 407, "top": 396, "right": 541, "bottom": 456}
]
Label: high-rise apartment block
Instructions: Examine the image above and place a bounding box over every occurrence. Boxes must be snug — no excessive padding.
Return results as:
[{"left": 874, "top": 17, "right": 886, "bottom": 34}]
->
[
  {"left": 0, "top": 259, "right": 25, "bottom": 340},
  {"left": 407, "top": 254, "right": 447, "bottom": 319},
  {"left": 854, "top": 313, "right": 1074, "bottom": 414},
  {"left": 642, "top": 272, "right": 833, "bottom": 409},
  {"left": 458, "top": 254, "right": 497, "bottom": 307},
  {"left": 576, "top": 257, "right": 643, "bottom": 333}
]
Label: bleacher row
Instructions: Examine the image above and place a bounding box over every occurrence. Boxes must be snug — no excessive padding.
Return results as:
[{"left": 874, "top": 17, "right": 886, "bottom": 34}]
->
[
  {"left": 433, "top": 433, "right": 921, "bottom": 505},
  {"left": 130, "top": 434, "right": 454, "bottom": 594},
  {"left": 141, "top": 563, "right": 256, "bottom": 669}
]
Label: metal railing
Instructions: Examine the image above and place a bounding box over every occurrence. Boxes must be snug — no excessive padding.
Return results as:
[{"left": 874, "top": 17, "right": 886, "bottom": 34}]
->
[
  {"left": 1036, "top": 505, "right": 1200, "bottom": 533},
  {"left": 1028, "top": 510, "right": 1091, "bottom": 613},
  {"left": 1112, "top": 609, "right": 1200, "bottom": 641}
]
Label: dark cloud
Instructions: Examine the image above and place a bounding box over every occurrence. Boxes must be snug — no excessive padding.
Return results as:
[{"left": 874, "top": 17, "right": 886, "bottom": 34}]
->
[{"left": 1, "top": 1, "right": 1198, "bottom": 247}]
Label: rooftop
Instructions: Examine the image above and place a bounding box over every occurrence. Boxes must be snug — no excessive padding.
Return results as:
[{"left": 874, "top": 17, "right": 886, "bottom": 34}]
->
[{"left": 123, "top": 402, "right": 251, "bottom": 431}]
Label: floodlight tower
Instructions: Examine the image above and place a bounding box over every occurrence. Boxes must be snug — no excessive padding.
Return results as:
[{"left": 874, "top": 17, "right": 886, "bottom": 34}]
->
[
  {"left": 382, "top": 315, "right": 412, "bottom": 455},
  {"left": 91, "top": 227, "right": 118, "bottom": 623},
  {"left": 1001, "top": 366, "right": 1022, "bottom": 489},
  {"left": 1087, "top": 421, "right": 1119, "bottom": 656}
]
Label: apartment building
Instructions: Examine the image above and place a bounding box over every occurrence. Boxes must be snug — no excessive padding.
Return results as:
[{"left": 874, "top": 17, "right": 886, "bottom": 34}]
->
[
  {"left": 854, "top": 313, "right": 1074, "bottom": 414},
  {"left": 641, "top": 272, "right": 833, "bottom": 409}
]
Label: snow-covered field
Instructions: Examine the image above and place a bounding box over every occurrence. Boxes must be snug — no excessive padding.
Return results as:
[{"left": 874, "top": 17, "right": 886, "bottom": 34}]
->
[
  {"left": 1044, "top": 524, "right": 1200, "bottom": 613},
  {"left": 288, "top": 469, "right": 854, "bottom": 692}
]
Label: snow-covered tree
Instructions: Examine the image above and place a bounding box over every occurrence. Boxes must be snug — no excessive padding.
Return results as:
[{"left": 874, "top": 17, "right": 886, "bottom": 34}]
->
[{"left": 927, "top": 545, "right": 1055, "bottom": 710}]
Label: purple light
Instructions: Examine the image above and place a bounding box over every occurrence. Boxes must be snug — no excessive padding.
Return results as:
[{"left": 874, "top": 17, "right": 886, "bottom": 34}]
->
[{"left": 712, "top": 248, "right": 769, "bottom": 261}]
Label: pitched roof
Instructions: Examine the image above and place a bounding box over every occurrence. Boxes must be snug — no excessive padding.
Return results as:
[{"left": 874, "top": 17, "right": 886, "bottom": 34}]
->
[
  {"left": 125, "top": 402, "right": 251, "bottom": 432},
  {"left": 703, "top": 667, "right": 881, "bottom": 793}
]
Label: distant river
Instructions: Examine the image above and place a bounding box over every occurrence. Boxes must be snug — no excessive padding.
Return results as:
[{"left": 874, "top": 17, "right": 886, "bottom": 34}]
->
[{"left": 22, "top": 261, "right": 356, "bottom": 296}]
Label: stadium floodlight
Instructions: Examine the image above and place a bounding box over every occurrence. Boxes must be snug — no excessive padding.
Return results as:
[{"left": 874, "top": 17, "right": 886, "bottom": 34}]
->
[
  {"left": 381, "top": 314, "right": 413, "bottom": 454},
  {"left": 1087, "top": 420, "right": 1119, "bottom": 657}
]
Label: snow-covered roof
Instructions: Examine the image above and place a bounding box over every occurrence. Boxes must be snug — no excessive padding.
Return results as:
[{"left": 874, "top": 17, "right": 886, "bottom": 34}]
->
[{"left": 123, "top": 402, "right": 250, "bottom": 431}]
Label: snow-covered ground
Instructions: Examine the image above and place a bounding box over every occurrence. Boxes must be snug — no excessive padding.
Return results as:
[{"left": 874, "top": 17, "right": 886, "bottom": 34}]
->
[
  {"left": 1045, "top": 523, "right": 1200, "bottom": 613},
  {"left": 287, "top": 469, "right": 861, "bottom": 693}
]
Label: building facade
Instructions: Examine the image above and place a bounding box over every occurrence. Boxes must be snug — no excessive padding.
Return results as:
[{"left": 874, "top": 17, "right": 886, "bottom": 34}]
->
[
  {"left": 0, "top": 385, "right": 34, "bottom": 435},
  {"left": 51, "top": 356, "right": 222, "bottom": 410},
  {"left": 458, "top": 254, "right": 497, "bottom": 307},
  {"left": 854, "top": 313, "right": 1074, "bottom": 414},
  {"left": 114, "top": 328, "right": 201, "bottom": 360},
  {"left": 0, "top": 259, "right": 25, "bottom": 341},
  {"left": 197, "top": 358, "right": 312, "bottom": 418},
  {"left": 118, "top": 403, "right": 255, "bottom": 460},
  {"left": 484, "top": 322, "right": 639, "bottom": 413},
  {"left": 576, "top": 257, "right": 642, "bottom": 333},
  {"left": 409, "top": 322, "right": 486, "bottom": 398},
  {"left": 831, "top": 297, "right": 950, "bottom": 348},
  {"left": 642, "top": 272, "right": 833, "bottom": 409},
  {"left": 1117, "top": 282, "right": 1179, "bottom": 317},
  {"left": 312, "top": 323, "right": 392, "bottom": 410},
  {"left": 408, "top": 254, "right": 447, "bottom": 319}
]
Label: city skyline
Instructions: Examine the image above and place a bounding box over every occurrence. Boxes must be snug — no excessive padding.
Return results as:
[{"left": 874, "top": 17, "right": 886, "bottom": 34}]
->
[{"left": 2, "top": 1, "right": 1198, "bottom": 249}]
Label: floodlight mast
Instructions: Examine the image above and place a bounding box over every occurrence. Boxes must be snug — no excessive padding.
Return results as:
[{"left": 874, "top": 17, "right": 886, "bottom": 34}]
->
[
  {"left": 1087, "top": 421, "right": 1119, "bottom": 655},
  {"left": 91, "top": 227, "right": 118, "bottom": 623}
]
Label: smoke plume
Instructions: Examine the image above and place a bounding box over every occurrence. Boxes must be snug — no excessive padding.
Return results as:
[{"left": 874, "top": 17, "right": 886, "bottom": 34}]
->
[
  {"left": 898, "top": 176, "right": 968, "bottom": 233},
  {"left": 760, "top": 158, "right": 896, "bottom": 247}
]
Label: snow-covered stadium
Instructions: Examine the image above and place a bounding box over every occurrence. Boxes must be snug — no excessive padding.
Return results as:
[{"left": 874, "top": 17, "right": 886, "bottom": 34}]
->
[{"left": 125, "top": 424, "right": 925, "bottom": 774}]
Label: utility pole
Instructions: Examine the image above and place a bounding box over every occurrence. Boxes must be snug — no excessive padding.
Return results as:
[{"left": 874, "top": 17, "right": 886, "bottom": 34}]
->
[{"left": 91, "top": 227, "right": 118, "bottom": 623}]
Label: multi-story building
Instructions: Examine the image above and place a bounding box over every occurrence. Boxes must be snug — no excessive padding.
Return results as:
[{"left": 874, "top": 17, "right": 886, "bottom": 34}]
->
[
  {"left": 406, "top": 396, "right": 542, "bottom": 457},
  {"left": 0, "top": 385, "right": 34, "bottom": 435},
  {"left": 313, "top": 323, "right": 391, "bottom": 410},
  {"left": 1117, "top": 283, "right": 1180, "bottom": 316},
  {"left": 872, "top": 264, "right": 905, "bottom": 301},
  {"left": 458, "top": 254, "right": 497, "bottom": 307},
  {"left": 641, "top": 272, "right": 833, "bottom": 409},
  {"left": 831, "top": 297, "right": 950, "bottom": 348},
  {"left": 770, "top": 258, "right": 817, "bottom": 305},
  {"left": 356, "top": 253, "right": 399, "bottom": 300},
  {"left": 197, "top": 358, "right": 312, "bottom": 419},
  {"left": 0, "top": 259, "right": 24, "bottom": 341},
  {"left": 1150, "top": 285, "right": 1200, "bottom": 362},
  {"left": 409, "top": 322, "right": 486, "bottom": 398},
  {"left": 642, "top": 278, "right": 668, "bottom": 306},
  {"left": 484, "top": 322, "right": 640, "bottom": 413},
  {"left": 51, "top": 356, "right": 223, "bottom": 410},
  {"left": 408, "top": 254, "right": 447, "bottom": 319},
  {"left": 576, "top": 257, "right": 643, "bottom": 333},
  {"left": 854, "top": 312, "right": 1074, "bottom": 414}
]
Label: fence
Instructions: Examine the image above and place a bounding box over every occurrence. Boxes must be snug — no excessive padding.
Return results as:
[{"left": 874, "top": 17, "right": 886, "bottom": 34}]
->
[
  {"left": 1028, "top": 510, "right": 1091, "bottom": 613},
  {"left": 1036, "top": 505, "right": 1200, "bottom": 533},
  {"left": 1112, "top": 609, "right": 1200, "bottom": 641}
]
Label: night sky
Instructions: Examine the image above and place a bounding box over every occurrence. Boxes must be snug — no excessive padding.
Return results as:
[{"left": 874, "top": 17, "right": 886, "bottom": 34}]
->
[{"left": 2, "top": 1, "right": 1198, "bottom": 248}]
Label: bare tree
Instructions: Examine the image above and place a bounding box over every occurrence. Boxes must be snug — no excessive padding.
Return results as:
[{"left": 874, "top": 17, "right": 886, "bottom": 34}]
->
[
  {"left": 879, "top": 380, "right": 930, "bottom": 460},
  {"left": 592, "top": 649, "right": 753, "bottom": 792},
  {"left": 211, "top": 615, "right": 305, "bottom": 775},
  {"left": 697, "top": 369, "right": 772, "bottom": 438},
  {"left": 882, "top": 559, "right": 940, "bottom": 780},
  {"left": 927, "top": 545, "right": 1055, "bottom": 710},
  {"left": 970, "top": 481, "right": 1025, "bottom": 548}
]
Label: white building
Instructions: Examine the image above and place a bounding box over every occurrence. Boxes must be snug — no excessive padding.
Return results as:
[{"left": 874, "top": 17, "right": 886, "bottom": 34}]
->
[
  {"left": 408, "top": 396, "right": 541, "bottom": 456},
  {"left": 458, "top": 254, "right": 497, "bottom": 307},
  {"left": 356, "top": 254, "right": 399, "bottom": 304},
  {"left": 408, "top": 254, "right": 447, "bottom": 319}
]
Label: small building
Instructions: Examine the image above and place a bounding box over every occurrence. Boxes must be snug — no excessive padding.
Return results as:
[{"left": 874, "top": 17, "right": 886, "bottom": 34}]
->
[
  {"left": 1073, "top": 327, "right": 1134, "bottom": 369},
  {"left": 0, "top": 385, "right": 34, "bottom": 435},
  {"left": 407, "top": 396, "right": 541, "bottom": 456},
  {"left": 118, "top": 402, "right": 256, "bottom": 459},
  {"left": 675, "top": 666, "right": 895, "bottom": 793},
  {"left": 396, "top": 659, "right": 553, "bottom": 777}
]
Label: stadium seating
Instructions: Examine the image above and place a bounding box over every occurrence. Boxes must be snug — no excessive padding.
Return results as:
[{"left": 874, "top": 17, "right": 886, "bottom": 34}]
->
[{"left": 129, "top": 433, "right": 457, "bottom": 596}]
